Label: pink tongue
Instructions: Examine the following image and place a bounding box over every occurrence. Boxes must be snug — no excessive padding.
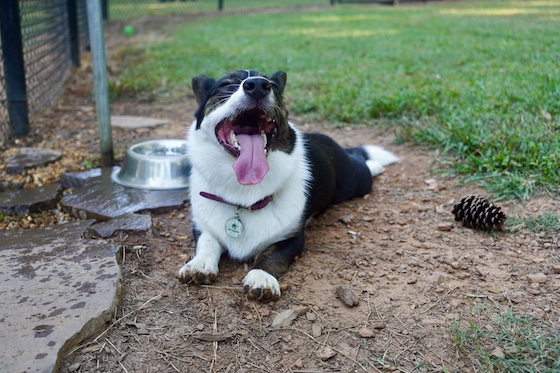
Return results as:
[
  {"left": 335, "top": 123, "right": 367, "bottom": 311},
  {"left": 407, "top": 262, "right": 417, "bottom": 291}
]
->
[{"left": 233, "top": 134, "right": 269, "bottom": 185}]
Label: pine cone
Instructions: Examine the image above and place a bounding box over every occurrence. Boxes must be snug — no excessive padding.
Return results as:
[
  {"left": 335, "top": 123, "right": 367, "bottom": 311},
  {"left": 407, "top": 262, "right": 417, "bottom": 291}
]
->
[{"left": 452, "top": 195, "right": 506, "bottom": 231}]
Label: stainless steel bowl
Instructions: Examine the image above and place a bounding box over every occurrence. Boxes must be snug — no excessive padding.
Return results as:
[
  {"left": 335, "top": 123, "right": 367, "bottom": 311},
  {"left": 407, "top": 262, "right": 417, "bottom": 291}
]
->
[{"left": 111, "top": 139, "right": 190, "bottom": 190}]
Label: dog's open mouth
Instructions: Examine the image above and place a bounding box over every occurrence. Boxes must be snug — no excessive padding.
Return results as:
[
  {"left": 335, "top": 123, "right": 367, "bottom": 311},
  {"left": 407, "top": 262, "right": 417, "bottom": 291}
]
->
[{"left": 215, "top": 108, "right": 278, "bottom": 185}]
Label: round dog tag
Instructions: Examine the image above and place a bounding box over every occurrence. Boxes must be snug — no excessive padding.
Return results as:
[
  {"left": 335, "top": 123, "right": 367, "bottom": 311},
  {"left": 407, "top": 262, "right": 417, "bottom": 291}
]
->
[{"left": 225, "top": 216, "right": 244, "bottom": 238}]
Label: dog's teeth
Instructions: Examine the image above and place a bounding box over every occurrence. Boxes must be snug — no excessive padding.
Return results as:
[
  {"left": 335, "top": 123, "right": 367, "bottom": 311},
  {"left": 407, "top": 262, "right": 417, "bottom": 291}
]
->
[
  {"left": 230, "top": 130, "right": 240, "bottom": 149},
  {"left": 260, "top": 114, "right": 273, "bottom": 122},
  {"left": 261, "top": 131, "right": 267, "bottom": 148}
]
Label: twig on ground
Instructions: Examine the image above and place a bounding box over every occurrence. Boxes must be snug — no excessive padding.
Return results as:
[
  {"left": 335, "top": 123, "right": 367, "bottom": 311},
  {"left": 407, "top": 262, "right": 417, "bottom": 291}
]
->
[{"left": 92, "top": 292, "right": 164, "bottom": 343}]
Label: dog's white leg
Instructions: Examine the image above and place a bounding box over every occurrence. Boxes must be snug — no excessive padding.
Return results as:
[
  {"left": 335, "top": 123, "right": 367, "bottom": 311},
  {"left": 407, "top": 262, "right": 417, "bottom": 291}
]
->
[
  {"left": 366, "top": 160, "right": 385, "bottom": 177},
  {"left": 177, "top": 231, "right": 223, "bottom": 284},
  {"left": 243, "top": 269, "right": 281, "bottom": 300}
]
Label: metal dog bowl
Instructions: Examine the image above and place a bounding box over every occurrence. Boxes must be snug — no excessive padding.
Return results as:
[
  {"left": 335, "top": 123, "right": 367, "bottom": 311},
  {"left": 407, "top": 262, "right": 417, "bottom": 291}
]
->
[{"left": 111, "top": 139, "right": 190, "bottom": 190}]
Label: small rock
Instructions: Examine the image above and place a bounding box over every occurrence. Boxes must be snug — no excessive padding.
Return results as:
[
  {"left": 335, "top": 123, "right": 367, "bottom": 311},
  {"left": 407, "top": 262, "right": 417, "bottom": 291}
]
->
[
  {"left": 358, "top": 328, "right": 376, "bottom": 338},
  {"left": 305, "top": 312, "right": 317, "bottom": 321},
  {"left": 527, "top": 273, "right": 547, "bottom": 284},
  {"left": 336, "top": 285, "right": 360, "bottom": 307},
  {"left": 272, "top": 309, "right": 299, "bottom": 327},
  {"left": 490, "top": 346, "right": 505, "bottom": 359},
  {"left": 552, "top": 264, "right": 560, "bottom": 274},
  {"left": 68, "top": 362, "right": 81, "bottom": 372},
  {"left": 371, "top": 322, "right": 387, "bottom": 330},
  {"left": 312, "top": 323, "right": 322, "bottom": 337},
  {"left": 340, "top": 214, "right": 354, "bottom": 225},
  {"left": 406, "top": 277, "right": 417, "bottom": 284},
  {"left": 293, "top": 359, "right": 304, "bottom": 369},
  {"left": 317, "top": 346, "right": 336, "bottom": 361},
  {"left": 427, "top": 272, "right": 449, "bottom": 286},
  {"left": 437, "top": 223, "right": 453, "bottom": 231}
]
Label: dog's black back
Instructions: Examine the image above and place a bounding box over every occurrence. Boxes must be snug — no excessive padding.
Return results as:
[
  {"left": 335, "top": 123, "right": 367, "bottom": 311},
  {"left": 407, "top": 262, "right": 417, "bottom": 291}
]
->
[{"left": 304, "top": 133, "right": 373, "bottom": 220}]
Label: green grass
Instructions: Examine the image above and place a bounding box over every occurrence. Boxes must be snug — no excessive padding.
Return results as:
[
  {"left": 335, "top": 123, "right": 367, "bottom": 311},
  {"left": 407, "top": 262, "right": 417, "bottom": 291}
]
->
[
  {"left": 110, "top": 0, "right": 560, "bottom": 199},
  {"left": 450, "top": 307, "right": 560, "bottom": 372},
  {"left": 108, "top": 0, "right": 330, "bottom": 20},
  {"left": 521, "top": 211, "right": 560, "bottom": 233}
]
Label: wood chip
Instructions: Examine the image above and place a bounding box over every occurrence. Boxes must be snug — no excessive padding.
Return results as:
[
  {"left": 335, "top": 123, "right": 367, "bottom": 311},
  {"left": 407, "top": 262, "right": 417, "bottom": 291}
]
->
[{"left": 191, "top": 333, "right": 232, "bottom": 342}]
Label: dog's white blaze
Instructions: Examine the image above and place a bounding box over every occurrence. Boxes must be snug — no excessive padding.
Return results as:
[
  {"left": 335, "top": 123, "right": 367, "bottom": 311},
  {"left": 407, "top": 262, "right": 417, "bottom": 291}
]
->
[
  {"left": 187, "top": 118, "right": 310, "bottom": 261},
  {"left": 243, "top": 269, "right": 281, "bottom": 297}
]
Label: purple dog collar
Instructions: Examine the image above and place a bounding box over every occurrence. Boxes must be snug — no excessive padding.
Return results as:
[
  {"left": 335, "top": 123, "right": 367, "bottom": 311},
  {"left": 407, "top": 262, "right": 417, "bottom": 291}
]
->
[{"left": 199, "top": 191, "right": 272, "bottom": 211}]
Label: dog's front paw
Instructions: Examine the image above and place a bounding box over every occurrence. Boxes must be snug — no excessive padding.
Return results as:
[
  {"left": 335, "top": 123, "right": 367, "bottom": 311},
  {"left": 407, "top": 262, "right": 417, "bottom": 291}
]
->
[
  {"left": 243, "top": 269, "right": 281, "bottom": 301},
  {"left": 177, "top": 257, "right": 218, "bottom": 285}
]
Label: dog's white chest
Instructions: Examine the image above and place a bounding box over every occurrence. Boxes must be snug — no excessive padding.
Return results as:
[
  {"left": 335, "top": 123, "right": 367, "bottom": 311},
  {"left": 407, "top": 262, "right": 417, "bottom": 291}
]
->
[
  {"left": 187, "top": 119, "right": 310, "bottom": 260},
  {"left": 191, "top": 187, "right": 306, "bottom": 260}
]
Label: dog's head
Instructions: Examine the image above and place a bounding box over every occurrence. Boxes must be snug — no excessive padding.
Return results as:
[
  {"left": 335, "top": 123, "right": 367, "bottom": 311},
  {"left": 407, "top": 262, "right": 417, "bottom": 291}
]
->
[{"left": 191, "top": 70, "right": 294, "bottom": 186}]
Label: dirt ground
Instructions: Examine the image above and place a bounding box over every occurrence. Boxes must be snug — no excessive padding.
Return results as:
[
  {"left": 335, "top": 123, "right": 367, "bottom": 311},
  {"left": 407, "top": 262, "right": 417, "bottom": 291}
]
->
[{"left": 1, "top": 14, "right": 559, "bottom": 373}]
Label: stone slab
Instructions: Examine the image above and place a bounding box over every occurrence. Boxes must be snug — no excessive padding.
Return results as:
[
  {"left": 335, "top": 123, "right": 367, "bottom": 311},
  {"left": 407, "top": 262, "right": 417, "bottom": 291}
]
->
[
  {"left": 89, "top": 213, "right": 153, "bottom": 238},
  {"left": 60, "top": 168, "right": 103, "bottom": 190},
  {"left": 0, "top": 183, "right": 61, "bottom": 216},
  {"left": 0, "top": 221, "right": 122, "bottom": 373},
  {"left": 6, "top": 148, "right": 62, "bottom": 174},
  {"left": 60, "top": 168, "right": 188, "bottom": 220},
  {"left": 111, "top": 115, "right": 170, "bottom": 129}
]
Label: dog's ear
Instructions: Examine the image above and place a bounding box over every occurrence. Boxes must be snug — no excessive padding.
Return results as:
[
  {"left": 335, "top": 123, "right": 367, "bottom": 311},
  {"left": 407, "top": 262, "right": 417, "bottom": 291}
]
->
[
  {"left": 271, "top": 71, "right": 287, "bottom": 94},
  {"left": 192, "top": 75, "right": 215, "bottom": 104}
]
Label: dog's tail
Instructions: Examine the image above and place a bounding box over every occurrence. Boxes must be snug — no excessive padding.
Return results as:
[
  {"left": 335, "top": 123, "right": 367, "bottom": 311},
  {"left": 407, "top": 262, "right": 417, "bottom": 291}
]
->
[{"left": 346, "top": 145, "right": 399, "bottom": 177}]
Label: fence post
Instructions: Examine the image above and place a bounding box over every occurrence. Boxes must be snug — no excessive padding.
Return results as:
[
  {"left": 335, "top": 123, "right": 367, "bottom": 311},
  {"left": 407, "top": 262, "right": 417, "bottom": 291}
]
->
[
  {"left": 67, "top": 0, "right": 80, "bottom": 68},
  {"left": 101, "top": 0, "right": 109, "bottom": 20},
  {"left": 86, "top": 0, "right": 114, "bottom": 167},
  {"left": 0, "top": 0, "right": 30, "bottom": 137},
  {"left": 218, "top": 0, "right": 223, "bottom": 11}
]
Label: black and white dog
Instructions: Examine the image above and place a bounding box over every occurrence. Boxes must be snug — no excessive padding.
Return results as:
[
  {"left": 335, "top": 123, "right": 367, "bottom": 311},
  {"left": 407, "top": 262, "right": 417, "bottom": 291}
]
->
[{"left": 178, "top": 70, "right": 398, "bottom": 301}]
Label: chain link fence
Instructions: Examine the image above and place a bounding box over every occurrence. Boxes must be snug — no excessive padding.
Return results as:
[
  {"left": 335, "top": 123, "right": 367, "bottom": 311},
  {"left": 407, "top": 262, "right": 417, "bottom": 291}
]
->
[
  {"left": 0, "top": 0, "right": 89, "bottom": 147},
  {"left": 0, "top": 49, "right": 6, "bottom": 146}
]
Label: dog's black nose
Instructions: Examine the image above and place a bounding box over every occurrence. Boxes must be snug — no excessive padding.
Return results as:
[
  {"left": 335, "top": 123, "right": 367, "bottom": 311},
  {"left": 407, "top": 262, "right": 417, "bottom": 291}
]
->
[{"left": 243, "top": 77, "right": 272, "bottom": 100}]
